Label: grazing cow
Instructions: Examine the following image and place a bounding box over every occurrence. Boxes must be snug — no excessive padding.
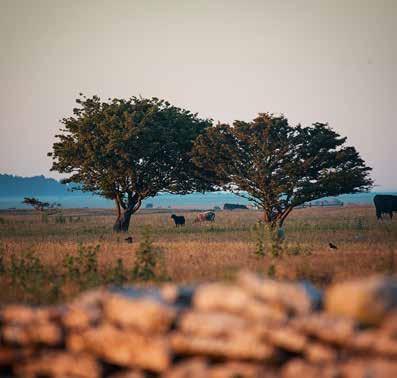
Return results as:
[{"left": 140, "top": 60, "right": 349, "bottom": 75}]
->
[
  {"left": 171, "top": 214, "right": 185, "bottom": 227},
  {"left": 194, "top": 211, "right": 216, "bottom": 223},
  {"left": 223, "top": 203, "right": 248, "bottom": 211},
  {"left": 374, "top": 194, "right": 397, "bottom": 220}
]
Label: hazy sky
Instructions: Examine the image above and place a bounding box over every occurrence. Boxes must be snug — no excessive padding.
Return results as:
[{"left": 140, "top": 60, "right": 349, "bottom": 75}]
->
[{"left": 1, "top": 0, "right": 396, "bottom": 189}]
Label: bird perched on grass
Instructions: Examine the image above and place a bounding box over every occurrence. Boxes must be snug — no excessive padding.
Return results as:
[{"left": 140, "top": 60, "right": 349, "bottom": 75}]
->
[
  {"left": 329, "top": 242, "right": 338, "bottom": 250},
  {"left": 125, "top": 236, "right": 133, "bottom": 244}
]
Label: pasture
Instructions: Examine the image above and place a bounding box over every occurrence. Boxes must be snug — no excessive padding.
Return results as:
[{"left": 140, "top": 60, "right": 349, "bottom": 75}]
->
[{"left": 0, "top": 205, "right": 396, "bottom": 305}]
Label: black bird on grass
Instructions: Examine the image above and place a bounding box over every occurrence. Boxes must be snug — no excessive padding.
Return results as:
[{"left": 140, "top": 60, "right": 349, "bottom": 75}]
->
[
  {"left": 329, "top": 242, "right": 338, "bottom": 250},
  {"left": 125, "top": 236, "right": 133, "bottom": 244}
]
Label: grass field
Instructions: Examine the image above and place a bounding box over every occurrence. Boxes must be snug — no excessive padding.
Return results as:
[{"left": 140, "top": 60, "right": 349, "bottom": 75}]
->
[{"left": 0, "top": 205, "right": 396, "bottom": 305}]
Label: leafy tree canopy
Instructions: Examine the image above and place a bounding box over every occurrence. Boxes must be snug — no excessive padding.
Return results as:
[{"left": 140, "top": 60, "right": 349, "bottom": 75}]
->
[
  {"left": 49, "top": 95, "right": 213, "bottom": 231},
  {"left": 192, "top": 113, "right": 373, "bottom": 227},
  {"left": 22, "top": 197, "right": 60, "bottom": 211}
]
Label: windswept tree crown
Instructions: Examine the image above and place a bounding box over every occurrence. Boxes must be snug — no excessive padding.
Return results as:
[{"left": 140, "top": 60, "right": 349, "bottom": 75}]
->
[
  {"left": 49, "top": 95, "right": 213, "bottom": 203},
  {"left": 192, "top": 113, "right": 373, "bottom": 225}
]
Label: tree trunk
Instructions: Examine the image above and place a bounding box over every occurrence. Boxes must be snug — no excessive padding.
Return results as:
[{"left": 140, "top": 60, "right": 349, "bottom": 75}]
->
[
  {"left": 113, "top": 208, "right": 135, "bottom": 232},
  {"left": 113, "top": 194, "right": 141, "bottom": 233}
]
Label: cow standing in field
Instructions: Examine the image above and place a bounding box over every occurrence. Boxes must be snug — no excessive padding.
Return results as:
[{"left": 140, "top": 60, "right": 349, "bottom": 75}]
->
[
  {"left": 374, "top": 194, "right": 397, "bottom": 220},
  {"left": 171, "top": 214, "right": 185, "bottom": 227},
  {"left": 193, "top": 211, "right": 216, "bottom": 223}
]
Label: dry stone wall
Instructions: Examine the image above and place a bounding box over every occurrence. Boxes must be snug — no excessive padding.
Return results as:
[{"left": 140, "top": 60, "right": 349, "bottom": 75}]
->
[{"left": 1, "top": 272, "right": 397, "bottom": 377}]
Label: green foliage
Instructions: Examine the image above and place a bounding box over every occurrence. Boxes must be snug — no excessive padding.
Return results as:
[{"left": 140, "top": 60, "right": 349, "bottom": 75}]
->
[
  {"left": 107, "top": 258, "right": 127, "bottom": 286},
  {"left": 193, "top": 113, "right": 373, "bottom": 229},
  {"left": 0, "top": 243, "right": 4, "bottom": 273},
  {"left": 63, "top": 244, "right": 100, "bottom": 289},
  {"left": 267, "top": 263, "right": 276, "bottom": 278},
  {"left": 262, "top": 224, "right": 283, "bottom": 258},
  {"left": 55, "top": 213, "right": 66, "bottom": 224},
  {"left": 22, "top": 197, "right": 61, "bottom": 212},
  {"left": 131, "top": 226, "right": 167, "bottom": 282},
  {"left": 8, "top": 249, "right": 52, "bottom": 303},
  {"left": 49, "top": 95, "right": 214, "bottom": 231},
  {"left": 253, "top": 222, "right": 265, "bottom": 257},
  {"left": 285, "top": 243, "right": 312, "bottom": 256}
]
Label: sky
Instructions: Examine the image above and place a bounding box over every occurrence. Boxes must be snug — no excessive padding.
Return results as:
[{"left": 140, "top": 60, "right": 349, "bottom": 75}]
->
[{"left": 0, "top": 0, "right": 396, "bottom": 189}]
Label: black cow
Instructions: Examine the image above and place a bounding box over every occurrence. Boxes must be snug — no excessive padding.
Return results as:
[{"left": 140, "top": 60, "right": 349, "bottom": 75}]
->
[
  {"left": 171, "top": 214, "right": 185, "bottom": 227},
  {"left": 374, "top": 194, "right": 397, "bottom": 220},
  {"left": 223, "top": 203, "right": 248, "bottom": 210}
]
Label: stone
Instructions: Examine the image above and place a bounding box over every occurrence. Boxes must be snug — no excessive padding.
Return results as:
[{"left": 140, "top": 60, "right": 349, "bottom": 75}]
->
[
  {"left": 104, "top": 294, "right": 176, "bottom": 333},
  {"left": 178, "top": 310, "right": 249, "bottom": 337},
  {"left": 0, "top": 305, "right": 61, "bottom": 325},
  {"left": 75, "top": 323, "right": 171, "bottom": 372},
  {"left": 304, "top": 342, "right": 338, "bottom": 363},
  {"left": 381, "top": 311, "right": 397, "bottom": 337},
  {"left": 265, "top": 327, "right": 308, "bottom": 352},
  {"left": 341, "top": 358, "right": 397, "bottom": 378},
  {"left": 0, "top": 347, "right": 34, "bottom": 366},
  {"left": 210, "top": 361, "right": 269, "bottom": 378},
  {"left": 107, "top": 370, "right": 145, "bottom": 378},
  {"left": 325, "top": 276, "right": 397, "bottom": 325},
  {"left": 193, "top": 283, "right": 287, "bottom": 323},
  {"left": 170, "top": 331, "right": 276, "bottom": 361},
  {"left": 238, "top": 272, "right": 322, "bottom": 315},
  {"left": 63, "top": 303, "right": 102, "bottom": 330},
  {"left": 14, "top": 351, "right": 101, "bottom": 378},
  {"left": 281, "top": 359, "right": 339, "bottom": 378},
  {"left": 164, "top": 358, "right": 210, "bottom": 378},
  {"left": 2, "top": 322, "right": 62, "bottom": 346},
  {"left": 291, "top": 314, "right": 356, "bottom": 345}
]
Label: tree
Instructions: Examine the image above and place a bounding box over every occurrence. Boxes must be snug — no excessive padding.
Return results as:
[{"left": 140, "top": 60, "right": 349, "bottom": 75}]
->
[
  {"left": 48, "top": 95, "right": 212, "bottom": 232},
  {"left": 192, "top": 113, "right": 373, "bottom": 230},
  {"left": 22, "top": 197, "right": 60, "bottom": 212}
]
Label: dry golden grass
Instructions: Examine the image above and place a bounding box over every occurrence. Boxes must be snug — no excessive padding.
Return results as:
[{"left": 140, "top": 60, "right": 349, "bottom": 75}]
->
[{"left": 0, "top": 205, "right": 396, "bottom": 304}]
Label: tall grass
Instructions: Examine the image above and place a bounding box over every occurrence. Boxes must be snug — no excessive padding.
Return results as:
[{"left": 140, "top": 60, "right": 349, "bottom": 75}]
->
[{"left": 0, "top": 206, "right": 395, "bottom": 304}]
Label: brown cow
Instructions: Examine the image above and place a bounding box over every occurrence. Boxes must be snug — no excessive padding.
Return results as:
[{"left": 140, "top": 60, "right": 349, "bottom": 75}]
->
[{"left": 193, "top": 211, "right": 216, "bottom": 223}]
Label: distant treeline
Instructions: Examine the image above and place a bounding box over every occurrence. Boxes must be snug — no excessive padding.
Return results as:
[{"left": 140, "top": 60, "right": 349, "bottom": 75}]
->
[{"left": 0, "top": 174, "right": 74, "bottom": 197}]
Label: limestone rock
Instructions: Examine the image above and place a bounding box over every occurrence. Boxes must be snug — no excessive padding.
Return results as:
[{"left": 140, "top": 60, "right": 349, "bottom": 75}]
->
[
  {"left": 264, "top": 327, "right": 308, "bottom": 353},
  {"left": 281, "top": 359, "right": 339, "bottom": 378},
  {"left": 341, "top": 358, "right": 397, "bottom": 378},
  {"left": 210, "top": 361, "right": 269, "bottom": 378},
  {"left": 2, "top": 322, "right": 62, "bottom": 346},
  {"left": 164, "top": 358, "right": 210, "bottom": 378},
  {"left": 291, "top": 314, "right": 356, "bottom": 345},
  {"left": 63, "top": 303, "right": 102, "bottom": 330},
  {"left": 193, "top": 283, "right": 287, "bottom": 323},
  {"left": 304, "top": 342, "right": 337, "bottom": 363},
  {"left": 325, "top": 276, "right": 397, "bottom": 325},
  {"left": 104, "top": 295, "right": 176, "bottom": 333},
  {"left": 238, "top": 271, "right": 322, "bottom": 315},
  {"left": 170, "top": 331, "right": 276, "bottom": 361},
  {"left": 14, "top": 351, "right": 101, "bottom": 378},
  {"left": 178, "top": 310, "right": 249, "bottom": 337},
  {"left": 75, "top": 323, "right": 171, "bottom": 372}
]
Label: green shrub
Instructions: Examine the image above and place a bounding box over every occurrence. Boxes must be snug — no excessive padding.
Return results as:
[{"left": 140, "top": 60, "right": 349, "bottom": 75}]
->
[
  {"left": 131, "top": 226, "right": 160, "bottom": 281},
  {"left": 107, "top": 258, "right": 127, "bottom": 286},
  {"left": 286, "top": 243, "right": 312, "bottom": 256},
  {"left": 55, "top": 213, "right": 66, "bottom": 224},
  {"left": 253, "top": 222, "right": 265, "bottom": 257},
  {"left": 63, "top": 243, "right": 101, "bottom": 289},
  {"left": 0, "top": 243, "right": 4, "bottom": 273},
  {"left": 267, "top": 263, "right": 276, "bottom": 278}
]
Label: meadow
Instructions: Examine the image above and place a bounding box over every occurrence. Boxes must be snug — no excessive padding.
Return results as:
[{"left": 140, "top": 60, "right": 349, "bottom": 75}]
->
[{"left": 0, "top": 205, "right": 395, "bottom": 305}]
